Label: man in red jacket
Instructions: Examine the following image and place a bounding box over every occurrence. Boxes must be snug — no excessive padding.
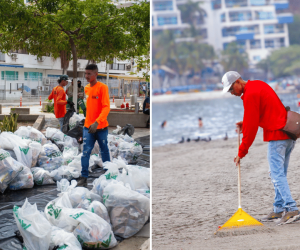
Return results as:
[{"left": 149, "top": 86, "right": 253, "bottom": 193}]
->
[{"left": 222, "top": 71, "right": 299, "bottom": 225}]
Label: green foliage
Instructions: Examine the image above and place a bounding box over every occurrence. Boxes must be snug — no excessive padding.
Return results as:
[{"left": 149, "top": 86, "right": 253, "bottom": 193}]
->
[
  {"left": 221, "top": 42, "right": 249, "bottom": 75},
  {"left": 0, "top": 112, "right": 19, "bottom": 133},
  {"left": 288, "top": 14, "right": 300, "bottom": 45},
  {"left": 257, "top": 45, "right": 300, "bottom": 78},
  {"left": 153, "top": 30, "right": 215, "bottom": 74},
  {"left": 0, "top": 0, "right": 150, "bottom": 78}
]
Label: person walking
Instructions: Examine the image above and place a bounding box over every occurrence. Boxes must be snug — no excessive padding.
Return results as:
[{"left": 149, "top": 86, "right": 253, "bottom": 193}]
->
[
  {"left": 48, "top": 75, "right": 73, "bottom": 131},
  {"left": 66, "top": 79, "right": 86, "bottom": 116},
  {"left": 222, "top": 71, "right": 299, "bottom": 224},
  {"left": 143, "top": 90, "right": 150, "bottom": 128},
  {"left": 77, "top": 64, "right": 110, "bottom": 186}
]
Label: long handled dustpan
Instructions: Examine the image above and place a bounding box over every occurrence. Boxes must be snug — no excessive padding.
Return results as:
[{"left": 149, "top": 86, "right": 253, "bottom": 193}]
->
[{"left": 218, "top": 128, "right": 264, "bottom": 231}]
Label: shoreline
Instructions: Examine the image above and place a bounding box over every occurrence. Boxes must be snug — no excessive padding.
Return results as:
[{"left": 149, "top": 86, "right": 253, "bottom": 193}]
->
[{"left": 152, "top": 89, "right": 297, "bottom": 103}]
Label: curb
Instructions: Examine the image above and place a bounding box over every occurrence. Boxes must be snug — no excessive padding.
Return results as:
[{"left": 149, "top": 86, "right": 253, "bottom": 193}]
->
[{"left": 33, "top": 115, "right": 45, "bottom": 131}]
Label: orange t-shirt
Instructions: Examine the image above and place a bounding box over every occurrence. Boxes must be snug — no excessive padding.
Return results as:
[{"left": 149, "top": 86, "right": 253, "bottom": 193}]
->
[
  {"left": 84, "top": 81, "right": 110, "bottom": 129},
  {"left": 48, "top": 85, "right": 67, "bottom": 118}
]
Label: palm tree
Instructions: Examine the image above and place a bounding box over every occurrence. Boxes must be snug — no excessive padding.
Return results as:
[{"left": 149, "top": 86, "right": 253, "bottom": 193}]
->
[{"left": 221, "top": 42, "right": 248, "bottom": 75}]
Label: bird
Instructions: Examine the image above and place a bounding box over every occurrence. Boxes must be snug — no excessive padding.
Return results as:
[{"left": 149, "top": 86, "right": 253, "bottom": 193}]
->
[
  {"left": 179, "top": 137, "right": 184, "bottom": 143},
  {"left": 224, "top": 132, "right": 228, "bottom": 140},
  {"left": 187, "top": 138, "right": 191, "bottom": 142},
  {"left": 194, "top": 137, "right": 200, "bottom": 142}
]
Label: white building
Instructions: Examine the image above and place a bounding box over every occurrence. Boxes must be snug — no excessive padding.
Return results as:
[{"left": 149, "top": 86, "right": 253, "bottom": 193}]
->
[
  {"left": 153, "top": 0, "right": 293, "bottom": 64},
  {"left": 152, "top": 0, "right": 189, "bottom": 30}
]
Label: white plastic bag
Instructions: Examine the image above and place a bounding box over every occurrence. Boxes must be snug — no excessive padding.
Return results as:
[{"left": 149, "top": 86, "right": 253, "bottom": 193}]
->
[
  {"left": 50, "top": 165, "right": 73, "bottom": 182},
  {"left": 112, "top": 125, "right": 121, "bottom": 135},
  {"left": 103, "top": 181, "right": 150, "bottom": 238},
  {"left": 13, "top": 199, "right": 52, "bottom": 250},
  {"left": 13, "top": 144, "right": 33, "bottom": 169},
  {"left": 31, "top": 167, "right": 55, "bottom": 185},
  {"left": 46, "top": 127, "right": 65, "bottom": 142},
  {"left": 0, "top": 149, "right": 24, "bottom": 193},
  {"left": 50, "top": 226, "right": 82, "bottom": 250},
  {"left": 69, "top": 113, "right": 84, "bottom": 130},
  {"left": 0, "top": 132, "right": 31, "bottom": 150},
  {"left": 30, "top": 142, "right": 42, "bottom": 168},
  {"left": 14, "top": 126, "right": 47, "bottom": 144},
  {"left": 71, "top": 209, "right": 117, "bottom": 249},
  {"left": 9, "top": 166, "right": 34, "bottom": 190},
  {"left": 88, "top": 201, "right": 111, "bottom": 225},
  {"left": 63, "top": 146, "right": 78, "bottom": 165}
]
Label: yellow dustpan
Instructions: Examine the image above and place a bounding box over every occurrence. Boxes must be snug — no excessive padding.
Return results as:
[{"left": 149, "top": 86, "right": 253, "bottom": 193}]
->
[{"left": 218, "top": 128, "right": 263, "bottom": 231}]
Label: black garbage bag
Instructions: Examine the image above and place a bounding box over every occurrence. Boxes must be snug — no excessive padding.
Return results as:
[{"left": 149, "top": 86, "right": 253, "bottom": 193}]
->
[
  {"left": 119, "top": 124, "right": 135, "bottom": 136},
  {"left": 62, "top": 103, "right": 75, "bottom": 134},
  {"left": 67, "top": 119, "right": 85, "bottom": 144}
]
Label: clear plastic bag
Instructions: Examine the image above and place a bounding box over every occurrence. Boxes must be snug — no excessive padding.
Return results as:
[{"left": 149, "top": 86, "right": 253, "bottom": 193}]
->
[
  {"left": 50, "top": 226, "right": 82, "bottom": 250},
  {"left": 69, "top": 113, "right": 85, "bottom": 130},
  {"left": 31, "top": 167, "right": 55, "bottom": 185},
  {"left": 88, "top": 201, "right": 111, "bottom": 225},
  {"left": 46, "top": 127, "right": 65, "bottom": 142},
  {"left": 30, "top": 142, "right": 42, "bottom": 168},
  {"left": 38, "top": 143, "right": 63, "bottom": 171},
  {"left": 9, "top": 166, "right": 34, "bottom": 190},
  {"left": 63, "top": 146, "right": 79, "bottom": 165},
  {"left": 71, "top": 209, "right": 117, "bottom": 249},
  {"left": 103, "top": 181, "right": 150, "bottom": 238},
  {"left": 0, "top": 149, "right": 24, "bottom": 193},
  {"left": 13, "top": 199, "right": 52, "bottom": 250},
  {"left": 14, "top": 126, "right": 47, "bottom": 144}
]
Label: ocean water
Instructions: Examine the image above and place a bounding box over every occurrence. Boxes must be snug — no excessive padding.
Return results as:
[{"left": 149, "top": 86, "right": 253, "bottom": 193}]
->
[{"left": 152, "top": 92, "right": 300, "bottom": 147}]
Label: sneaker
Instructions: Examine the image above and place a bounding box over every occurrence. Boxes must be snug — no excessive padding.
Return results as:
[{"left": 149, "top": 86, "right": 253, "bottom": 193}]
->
[
  {"left": 261, "top": 211, "right": 283, "bottom": 221},
  {"left": 277, "top": 210, "right": 299, "bottom": 225},
  {"left": 77, "top": 176, "right": 87, "bottom": 187}
]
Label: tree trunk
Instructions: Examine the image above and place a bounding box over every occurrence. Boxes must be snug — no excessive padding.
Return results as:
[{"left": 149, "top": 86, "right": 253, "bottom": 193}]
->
[
  {"left": 70, "top": 38, "right": 78, "bottom": 112},
  {"left": 60, "top": 50, "right": 70, "bottom": 75}
]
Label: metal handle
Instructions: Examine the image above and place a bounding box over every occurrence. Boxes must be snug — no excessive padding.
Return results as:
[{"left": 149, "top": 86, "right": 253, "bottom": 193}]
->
[{"left": 237, "top": 127, "right": 242, "bottom": 209}]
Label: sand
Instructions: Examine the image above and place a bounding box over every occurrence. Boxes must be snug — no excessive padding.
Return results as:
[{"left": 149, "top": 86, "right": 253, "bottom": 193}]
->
[{"left": 152, "top": 132, "right": 300, "bottom": 250}]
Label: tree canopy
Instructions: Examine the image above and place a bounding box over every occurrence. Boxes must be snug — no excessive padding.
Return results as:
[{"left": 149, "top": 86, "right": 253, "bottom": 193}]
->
[
  {"left": 0, "top": 0, "right": 149, "bottom": 108},
  {"left": 257, "top": 45, "right": 300, "bottom": 78}
]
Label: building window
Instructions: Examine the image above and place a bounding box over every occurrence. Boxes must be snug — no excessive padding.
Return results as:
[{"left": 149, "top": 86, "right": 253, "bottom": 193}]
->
[
  {"left": 229, "top": 11, "right": 252, "bottom": 22},
  {"left": 109, "top": 64, "right": 126, "bottom": 70},
  {"left": 222, "top": 25, "right": 259, "bottom": 37},
  {"left": 279, "top": 37, "right": 285, "bottom": 47},
  {"left": 199, "top": 29, "right": 207, "bottom": 39},
  {"left": 154, "top": 1, "right": 173, "bottom": 11},
  {"left": 212, "top": 0, "right": 221, "bottom": 9},
  {"left": 225, "top": 0, "right": 248, "bottom": 8},
  {"left": 157, "top": 16, "right": 177, "bottom": 26},
  {"left": 250, "top": 0, "right": 268, "bottom": 6},
  {"left": 24, "top": 72, "right": 43, "bottom": 81},
  {"left": 253, "top": 55, "right": 261, "bottom": 61},
  {"left": 221, "top": 13, "right": 226, "bottom": 23},
  {"left": 250, "top": 39, "right": 261, "bottom": 49},
  {"left": 264, "top": 24, "right": 284, "bottom": 34},
  {"left": 1, "top": 71, "right": 18, "bottom": 80},
  {"left": 265, "top": 39, "right": 274, "bottom": 48},
  {"left": 255, "top": 11, "right": 274, "bottom": 20}
]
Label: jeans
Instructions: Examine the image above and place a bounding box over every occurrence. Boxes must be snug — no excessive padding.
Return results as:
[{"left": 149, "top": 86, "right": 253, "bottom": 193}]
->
[
  {"left": 268, "top": 139, "right": 298, "bottom": 213},
  {"left": 58, "top": 117, "right": 64, "bottom": 131},
  {"left": 81, "top": 127, "right": 110, "bottom": 178}
]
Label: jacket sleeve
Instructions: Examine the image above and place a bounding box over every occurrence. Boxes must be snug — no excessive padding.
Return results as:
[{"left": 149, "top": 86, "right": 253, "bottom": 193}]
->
[
  {"left": 56, "top": 88, "right": 67, "bottom": 105},
  {"left": 238, "top": 92, "right": 260, "bottom": 158},
  {"left": 96, "top": 85, "right": 110, "bottom": 124},
  {"left": 48, "top": 89, "right": 54, "bottom": 100}
]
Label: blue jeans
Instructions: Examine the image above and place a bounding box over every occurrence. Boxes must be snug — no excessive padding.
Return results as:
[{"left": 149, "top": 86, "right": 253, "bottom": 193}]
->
[
  {"left": 268, "top": 139, "right": 298, "bottom": 213},
  {"left": 58, "top": 118, "right": 64, "bottom": 131},
  {"left": 81, "top": 127, "right": 110, "bottom": 178}
]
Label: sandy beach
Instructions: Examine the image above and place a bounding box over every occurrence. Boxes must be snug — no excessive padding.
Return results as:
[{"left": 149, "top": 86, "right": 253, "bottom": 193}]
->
[{"left": 152, "top": 132, "right": 300, "bottom": 250}]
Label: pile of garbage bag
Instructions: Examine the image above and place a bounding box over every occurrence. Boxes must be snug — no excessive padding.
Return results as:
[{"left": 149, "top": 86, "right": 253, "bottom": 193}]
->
[{"left": 0, "top": 124, "right": 149, "bottom": 249}]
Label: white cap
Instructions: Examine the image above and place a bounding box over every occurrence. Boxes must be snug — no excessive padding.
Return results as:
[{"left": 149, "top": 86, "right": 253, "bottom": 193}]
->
[{"left": 221, "top": 71, "right": 241, "bottom": 93}]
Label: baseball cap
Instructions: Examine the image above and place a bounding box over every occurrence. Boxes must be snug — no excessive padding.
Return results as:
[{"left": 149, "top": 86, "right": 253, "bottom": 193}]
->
[
  {"left": 59, "top": 75, "right": 72, "bottom": 82},
  {"left": 221, "top": 71, "right": 241, "bottom": 93}
]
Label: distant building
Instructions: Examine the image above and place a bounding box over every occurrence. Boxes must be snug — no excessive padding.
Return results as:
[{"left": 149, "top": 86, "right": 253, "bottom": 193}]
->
[
  {"left": 154, "top": 0, "right": 293, "bottom": 65},
  {"left": 152, "top": 0, "right": 189, "bottom": 30}
]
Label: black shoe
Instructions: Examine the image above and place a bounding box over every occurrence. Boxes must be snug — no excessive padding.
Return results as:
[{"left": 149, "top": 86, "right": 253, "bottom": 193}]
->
[{"left": 77, "top": 176, "right": 87, "bottom": 187}]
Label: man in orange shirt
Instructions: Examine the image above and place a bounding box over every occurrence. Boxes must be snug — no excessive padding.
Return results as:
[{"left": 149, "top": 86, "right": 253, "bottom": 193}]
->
[
  {"left": 48, "top": 75, "right": 73, "bottom": 131},
  {"left": 77, "top": 64, "right": 110, "bottom": 186}
]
